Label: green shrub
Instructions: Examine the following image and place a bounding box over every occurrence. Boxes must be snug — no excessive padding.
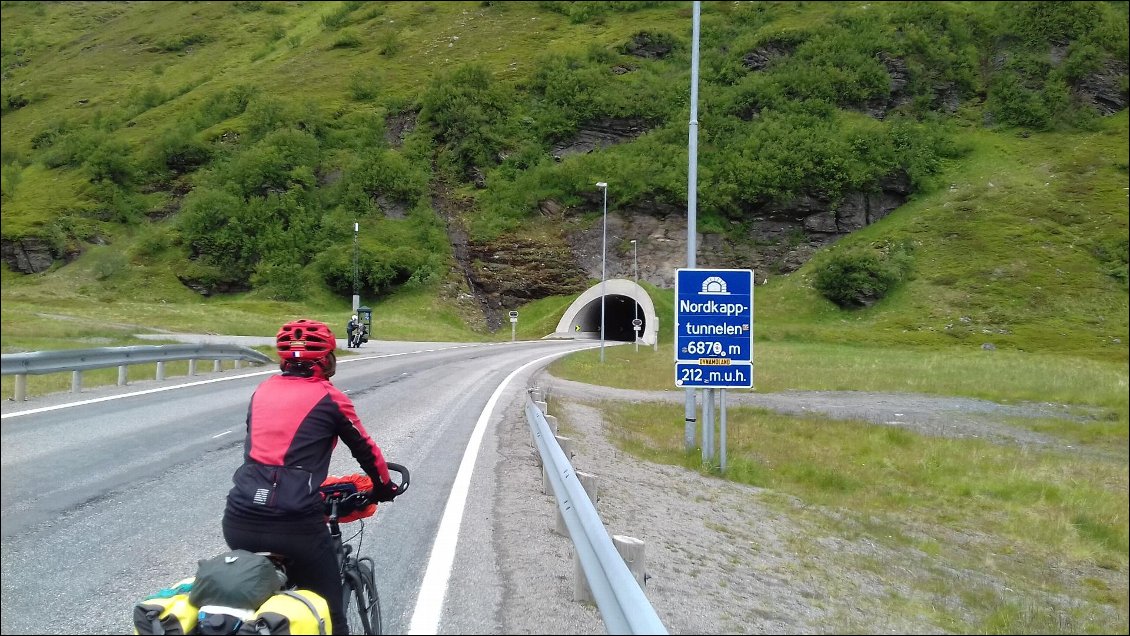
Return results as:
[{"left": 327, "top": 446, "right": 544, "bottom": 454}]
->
[
  {"left": 348, "top": 71, "right": 381, "bottom": 101},
  {"left": 152, "top": 125, "right": 212, "bottom": 174},
  {"left": 194, "top": 84, "right": 257, "bottom": 130},
  {"left": 420, "top": 64, "right": 511, "bottom": 178},
  {"left": 0, "top": 162, "right": 21, "bottom": 199},
  {"left": 266, "top": 24, "right": 286, "bottom": 42},
  {"left": 86, "top": 138, "right": 136, "bottom": 186},
  {"left": 91, "top": 250, "right": 127, "bottom": 281},
  {"left": 1092, "top": 235, "right": 1130, "bottom": 289},
  {"left": 221, "top": 128, "right": 321, "bottom": 198},
  {"left": 251, "top": 261, "right": 313, "bottom": 301},
  {"left": 331, "top": 31, "right": 363, "bottom": 50},
  {"left": 245, "top": 96, "right": 295, "bottom": 139},
  {"left": 988, "top": 72, "right": 1050, "bottom": 129},
  {"left": 320, "top": 3, "right": 357, "bottom": 30},
  {"left": 812, "top": 241, "right": 915, "bottom": 308},
  {"left": 157, "top": 32, "right": 208, "bottom": 53},
  {"left": 376, "top": 29, "right": 402, "bottom": 56},
  {"left": 129, "top": 226, "right": 171, "bottom": 259},
  {"left": 1003, "top": 1, "right": 1106, "bottom": 48}
]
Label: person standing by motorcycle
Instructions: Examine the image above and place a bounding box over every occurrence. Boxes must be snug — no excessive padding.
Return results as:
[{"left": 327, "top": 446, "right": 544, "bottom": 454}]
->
[
  {"left": 346, "top": 314, "right": 359, "bottom": 348},
  {"left": 222, "top": 319, "right": 400, "bottom": 634}
]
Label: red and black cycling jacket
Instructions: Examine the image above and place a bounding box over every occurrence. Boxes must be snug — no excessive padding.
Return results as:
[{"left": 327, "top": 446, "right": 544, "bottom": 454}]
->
[{"left": 225, "top": 373, "right": 391, "bottom": 524}]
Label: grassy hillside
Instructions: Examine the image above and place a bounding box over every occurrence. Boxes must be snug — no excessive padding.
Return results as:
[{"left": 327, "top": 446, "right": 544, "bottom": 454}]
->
[{"left": 1, "top": 0, "right": 1127, "bottom": 365}]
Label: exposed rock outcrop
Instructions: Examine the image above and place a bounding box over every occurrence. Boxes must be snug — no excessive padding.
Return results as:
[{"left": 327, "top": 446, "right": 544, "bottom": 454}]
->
[
  {"left": 620, "top": 31, "right": 676, "bottom": 60},
  {"left": 550, "top": 118, "right": 649, "bottom": 161},
  {"left": 466, "top": 238, "right": 588, "bottom": 309},
  {"left": 741, "top": 40, "right": 797, "bottom": 71},
  {"left": 1077, "top": 59, "right": 1129, "bottom": 115},
  {"left": 385, "top": 109, "right": 418, "bottom": 149},
  {"left": 1, "top": 237, "right": 56, "bottom": 273}
]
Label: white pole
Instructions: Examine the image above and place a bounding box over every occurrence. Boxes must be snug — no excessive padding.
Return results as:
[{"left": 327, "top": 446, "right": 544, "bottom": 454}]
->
[
  {"left": 632, "top": 239, "right": 639, "bottom": 352},
  {"left": 352, "top": 221, "right": 360, "bottom": 312},
  {"left": 596, "top": 182, "right": 608, "bottom": 363},
  {"left": 685, "top": 0, "right": 701, "bottom": 452},
  {"left": 720, "top": 389, "right": 727, "bottom": 472}
]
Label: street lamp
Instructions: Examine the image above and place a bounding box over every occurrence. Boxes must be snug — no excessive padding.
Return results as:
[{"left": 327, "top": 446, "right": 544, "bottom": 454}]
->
[
  {"left": 352, "top": 221, "right": 360, "bottom": 312},
  {"left": 631, "top": 238, "right": 639, "bottom": 352},
  {"left": 596, "top": 181, "right": 608, "bottom": 363}
]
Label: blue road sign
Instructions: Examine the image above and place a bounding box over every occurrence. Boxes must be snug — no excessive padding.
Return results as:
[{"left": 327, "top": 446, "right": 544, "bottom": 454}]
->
[{"left": 674, "top": 268, "right": 754, "bottom": 388}]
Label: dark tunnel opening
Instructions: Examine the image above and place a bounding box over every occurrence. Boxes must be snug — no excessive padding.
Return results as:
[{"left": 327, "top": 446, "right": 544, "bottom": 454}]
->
[{"left": 573, "top": 294, "right": 645, "bottom": 341}]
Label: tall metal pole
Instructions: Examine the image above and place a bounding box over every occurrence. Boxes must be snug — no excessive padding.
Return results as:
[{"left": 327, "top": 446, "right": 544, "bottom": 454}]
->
[
  {"left": 632, "top": 239, "right": 639, "bottom": 352},
  {"left": 352, "top": 221, "right": 360, "bottom": 312},
  {"left": 684, "top": 1, "right": 701, "bottom": 452},
  {"left": 596, "top": 182, "right": 608, "bottom": 363}
]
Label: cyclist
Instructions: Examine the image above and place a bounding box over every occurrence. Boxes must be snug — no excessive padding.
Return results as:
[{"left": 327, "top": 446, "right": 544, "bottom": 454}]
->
[{"left": 222, "top": 318, "right": 399, "bottom": 635}]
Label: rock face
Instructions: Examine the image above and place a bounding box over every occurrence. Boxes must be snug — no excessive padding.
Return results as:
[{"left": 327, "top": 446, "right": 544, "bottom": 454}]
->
[
  {"left": 550, "top": 118, "right": 649, "bottom": 162},
  {"left": 0, "top": 237, "right": 56, "bottom": 273},
  {"left": 1077, "top": 59, "right": 1129, "bottom": 115},
  {"left": 554, "top": 171, "right": 913, "bottom": 289},
  {"left": 466, "top": 238, "right": 589, "bottom": 308}
]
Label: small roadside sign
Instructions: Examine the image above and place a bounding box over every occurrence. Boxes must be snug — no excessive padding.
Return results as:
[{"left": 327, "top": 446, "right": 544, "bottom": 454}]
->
[
  {"left": 508, "top": 311, "right": 518, "bottom": 318},
  {"left": 632, "top": 318, "right": 642, "bottom": 326}
]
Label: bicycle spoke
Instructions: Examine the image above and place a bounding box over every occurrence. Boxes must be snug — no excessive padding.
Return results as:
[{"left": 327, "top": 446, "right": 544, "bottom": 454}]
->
[
  {"left": 342, "top": 573, "right": 368, "bottom": 635},
  {"left": 357, "top": 561, "right": 382, "bottom": 635}
]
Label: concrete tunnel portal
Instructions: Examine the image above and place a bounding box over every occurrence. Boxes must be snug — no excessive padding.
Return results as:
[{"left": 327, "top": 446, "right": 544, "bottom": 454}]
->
[{"left": 546, "top": 279, "right": 658, "bottom": 346}]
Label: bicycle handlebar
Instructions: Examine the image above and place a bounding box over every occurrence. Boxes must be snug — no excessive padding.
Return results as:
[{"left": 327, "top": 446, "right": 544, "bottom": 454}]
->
[
  {"left": 321, "top": 462, "right": 411, "bottom": 519},
  {"left": 386, "top": 462, "right": 410, "bottom": 495}
]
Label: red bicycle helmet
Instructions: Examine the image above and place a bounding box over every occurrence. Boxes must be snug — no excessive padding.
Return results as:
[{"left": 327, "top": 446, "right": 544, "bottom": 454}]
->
[{"left": 276, "top": 319, "right": 336, "bottom": 362}]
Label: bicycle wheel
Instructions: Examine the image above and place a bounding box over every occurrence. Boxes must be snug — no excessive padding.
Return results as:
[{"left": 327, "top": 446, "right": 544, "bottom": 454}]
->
[{"left": 342, "top": 559, "right": 381, "bottom": 635}]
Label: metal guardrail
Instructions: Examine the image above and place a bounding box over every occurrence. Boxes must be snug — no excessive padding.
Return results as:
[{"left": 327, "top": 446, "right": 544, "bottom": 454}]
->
[
  {"left": 1, "top": 344, "right": 273, "bottom": 401},
  {"left": 525, "top": 393, "right": 668, "bottom": 635}
]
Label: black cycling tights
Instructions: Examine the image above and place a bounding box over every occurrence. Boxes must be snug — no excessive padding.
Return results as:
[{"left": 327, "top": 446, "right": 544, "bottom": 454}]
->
[{"left": 223, "top": 518, "right": 348, "bottom": 635}]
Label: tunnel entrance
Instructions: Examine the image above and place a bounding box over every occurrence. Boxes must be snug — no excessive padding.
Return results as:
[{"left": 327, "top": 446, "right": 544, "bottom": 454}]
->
[
  {"left": 571, "top": 294, "right": 646, "bottom": 341},
  {"left": 549, "top": 278, "right": 657, "bottom": 346}
]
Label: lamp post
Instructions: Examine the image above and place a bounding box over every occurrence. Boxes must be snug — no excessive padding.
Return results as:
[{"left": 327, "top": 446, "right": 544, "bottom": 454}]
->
[
  {"left": 596, "top": 181, "right": 608, "bottom": 363},
  {"left": 352, "top": 221, "right": 360, "bottom": 312},
  {"left": 631, "top": 238, "right": 639, "bottom": 352}
]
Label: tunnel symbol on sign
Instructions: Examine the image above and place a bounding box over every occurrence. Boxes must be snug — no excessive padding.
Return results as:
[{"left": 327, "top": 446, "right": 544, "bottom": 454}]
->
[{"left": 700, "top": 276, "right": 730, "bottom": 295}]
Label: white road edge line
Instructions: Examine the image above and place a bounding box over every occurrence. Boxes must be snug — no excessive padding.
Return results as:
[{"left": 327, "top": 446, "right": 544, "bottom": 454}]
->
[{"left": 407, "top": 346, "right": 595, "bottom": 635}]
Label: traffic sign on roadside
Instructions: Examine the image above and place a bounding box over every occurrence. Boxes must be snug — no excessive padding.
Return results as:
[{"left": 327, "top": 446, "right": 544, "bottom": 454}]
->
[{"left": 674, "top": 268, "right": 754, "bottom": 388}]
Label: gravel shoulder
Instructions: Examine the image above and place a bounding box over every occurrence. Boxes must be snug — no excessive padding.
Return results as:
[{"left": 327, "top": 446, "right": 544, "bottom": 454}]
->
[{"left": 490, "top": 370, "right": 1126, "bottom": 635}]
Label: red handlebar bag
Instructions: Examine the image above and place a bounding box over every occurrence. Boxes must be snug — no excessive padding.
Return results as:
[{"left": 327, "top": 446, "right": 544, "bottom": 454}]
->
[{"left": 319, "top": 474, "right": 376, "bottom": 522}]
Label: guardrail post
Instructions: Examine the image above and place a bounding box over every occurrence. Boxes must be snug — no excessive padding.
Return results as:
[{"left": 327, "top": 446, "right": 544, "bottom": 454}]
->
[
  {"left": 556, "top": 470, "right": 597, "bottom": 537},
  {"left": 14, "top": 374, "right": 27, "bottom": 401},
  {"left": 613, "top": 535, "right": 647, "bottom": 587},
  {"left": 534, "top": 399, "right": 547, "bottom": 413},
  {"left": 156, "top": 361, "right": 166, "bottom": 381},
  {"left": 213, "top": 360, "right": 221, "bottom": 373},
  {"left": 554, "top": 435, "right": 574, "bottom": 461},
  {"left": 71, "top": 370, "right": 82, "bottom": 393},
  {"left": 234, "top": 359, "right": 242, "bottom": 370},
  {"left": 573, "top": 550, "right": 594, "bottom": 604},
  {"left": 533, "top": 414, "right": 559, "bottom": 460},
  {"left": 117, "top": 365, "right": 128, "bottom": 386},
  {"left": 188, "top": 359, "right": 197, "bottom": 376}
]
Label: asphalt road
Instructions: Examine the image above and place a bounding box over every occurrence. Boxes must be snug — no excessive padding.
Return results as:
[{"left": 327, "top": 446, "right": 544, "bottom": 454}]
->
[{"left": 0, "top": 338, "right": 599, "bottom": 635}]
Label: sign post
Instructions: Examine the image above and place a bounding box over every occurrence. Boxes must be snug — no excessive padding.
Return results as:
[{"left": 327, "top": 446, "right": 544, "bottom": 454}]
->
[
  {"left": 509, "top": 310, "right": 518, "bottom": 342},
  {"left": 632, "top": 318, "right": 642, "bottom": 352},
  {"left": 674, "top": 268, "right": 754, "bottom": 470}
]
